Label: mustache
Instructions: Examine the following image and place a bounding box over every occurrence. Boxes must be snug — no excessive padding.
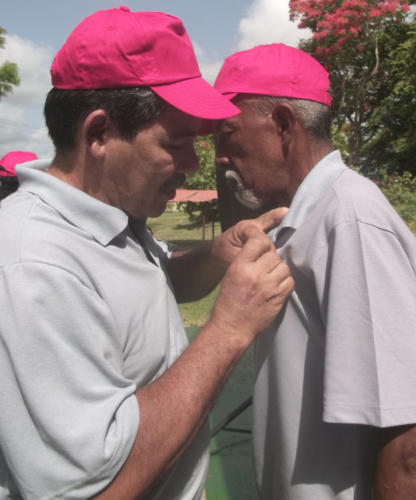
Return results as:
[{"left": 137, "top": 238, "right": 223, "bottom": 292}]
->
[{"left": 224, "top": 170, "right": 264, "bottom": 210}]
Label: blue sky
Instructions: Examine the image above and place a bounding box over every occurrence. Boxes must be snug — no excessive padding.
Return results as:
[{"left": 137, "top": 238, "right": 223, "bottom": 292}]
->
[{"left": 0, "top": 0, "right": 306, "bottom": 158}]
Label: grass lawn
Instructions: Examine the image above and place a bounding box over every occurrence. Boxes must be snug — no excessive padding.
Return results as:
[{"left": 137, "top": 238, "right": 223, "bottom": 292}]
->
[{"left": 147, "top": 210, "right": 221, "bottom": 327}]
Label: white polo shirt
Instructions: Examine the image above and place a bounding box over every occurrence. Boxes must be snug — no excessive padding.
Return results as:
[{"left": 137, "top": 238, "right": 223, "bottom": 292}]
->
[
  {"left": 253, "top": 151, "right": 416, "bottom": 499},
  {"left": 0, "top": 160, "right": 209, "bottom": 500}
]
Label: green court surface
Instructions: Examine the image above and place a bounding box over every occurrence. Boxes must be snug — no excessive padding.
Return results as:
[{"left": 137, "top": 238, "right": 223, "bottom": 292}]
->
[{"left": 186, "top": 327, "right": 259, "bottom": 500}]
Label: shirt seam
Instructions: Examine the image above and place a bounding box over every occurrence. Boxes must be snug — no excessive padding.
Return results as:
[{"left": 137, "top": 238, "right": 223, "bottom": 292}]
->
[
  {"left": 0, "top": 260, "right": 104, "bottom": 304},
  {"left": 330, "top": 183, "right": 400, "bottom": 237}
]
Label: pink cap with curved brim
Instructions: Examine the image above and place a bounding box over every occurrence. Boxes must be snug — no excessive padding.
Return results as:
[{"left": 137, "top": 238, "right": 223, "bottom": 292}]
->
[
  {"left": 0, "top": 151, "right": 38, "bottom": 177},
  {"left": 214, "top": 44, "right": 332, "bottom": 107},
  {"left": 51, "top": 6, "right": 240, "bottom": 121}
]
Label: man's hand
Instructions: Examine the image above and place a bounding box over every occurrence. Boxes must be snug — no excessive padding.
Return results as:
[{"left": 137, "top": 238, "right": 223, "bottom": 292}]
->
[
  {"left": 211, "top": 207, "right": 289, "bottom": 265},
  {"left": 210, "top": 224, "right": 294, "bottom": 343},
  {"left": 168, "top": 207, "right": 288, "bottom": 303},
  {"left": 93, "top": 216, "right": 293, "bottom": 500}
]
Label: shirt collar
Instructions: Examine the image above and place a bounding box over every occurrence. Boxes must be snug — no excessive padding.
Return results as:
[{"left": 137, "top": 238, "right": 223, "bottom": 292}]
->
[
  {"left": 16, "top": 159, "right": 129, "bottom": 246},
  {"left": 268, "top": 150, "right": 346, "bottom": 240}
]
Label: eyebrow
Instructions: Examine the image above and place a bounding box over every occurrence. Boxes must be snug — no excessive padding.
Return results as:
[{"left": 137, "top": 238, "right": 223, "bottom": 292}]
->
[{"left": 216, "top": 120, "right": 236, "bottom": 132}]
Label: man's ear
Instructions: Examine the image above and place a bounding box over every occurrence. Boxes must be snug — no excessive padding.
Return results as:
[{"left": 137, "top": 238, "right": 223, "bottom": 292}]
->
[
  {"left": 271, "top": 103, "right": 296, "bottom": 158},
  {"left": 81, "top": 110, "right": 114, "bottom": 159}
]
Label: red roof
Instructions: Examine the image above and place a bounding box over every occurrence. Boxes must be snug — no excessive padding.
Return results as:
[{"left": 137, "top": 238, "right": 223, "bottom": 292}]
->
[{"left": 172, "top": 189, "right": 218, "bottom": 202}]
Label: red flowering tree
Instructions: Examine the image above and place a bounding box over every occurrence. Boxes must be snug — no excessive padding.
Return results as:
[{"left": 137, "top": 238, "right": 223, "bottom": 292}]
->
[{"left": 289, "top": 0, "right": 412, "bottom": 170}]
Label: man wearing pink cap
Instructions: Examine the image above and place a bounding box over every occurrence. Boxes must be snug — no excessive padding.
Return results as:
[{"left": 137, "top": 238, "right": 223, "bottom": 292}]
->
[
  {"left": 0, "top": 10, "right": 294, "bottom": 500},
  {"left": 0, "top": 150, "right": 37, "bottom": 200},
  {"left": 214, "top": 43, "right": 416, "bottom": 499}
]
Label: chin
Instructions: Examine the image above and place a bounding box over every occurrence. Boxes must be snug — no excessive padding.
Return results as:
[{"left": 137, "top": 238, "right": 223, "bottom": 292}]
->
[{"left": 148, "top": 202, "right": 168, "bottom": 219}]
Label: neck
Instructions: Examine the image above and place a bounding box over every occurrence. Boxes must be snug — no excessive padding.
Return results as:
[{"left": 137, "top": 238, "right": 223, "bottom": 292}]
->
[
  {"left": 308, "top": 139, "right": 334, "bottom": 168},
  {"left": 47, "top": 150, "right": 83, "bottom": 188},
  {"left": 287, "top": 137, "right": 333, "bottom": 204}
]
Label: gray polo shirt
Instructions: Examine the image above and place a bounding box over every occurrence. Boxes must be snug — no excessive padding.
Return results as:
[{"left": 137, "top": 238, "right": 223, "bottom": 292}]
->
[
  {"left": 254, "top": 151, "right": 416, "bottom": 499},
  {"left": 0, "top": 160, "right": 209, "bottom": 500}
]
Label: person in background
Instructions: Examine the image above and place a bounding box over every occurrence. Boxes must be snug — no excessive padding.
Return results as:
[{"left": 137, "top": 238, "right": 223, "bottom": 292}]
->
[
  {"left": 0, "top": 150, "right": 37, "bottom": 200},
  {"left": 0, "top": 10, "right": 294, "bottom": 500},
  {"left": 214, "top": 43, "right": 416, "bottom": 500}
]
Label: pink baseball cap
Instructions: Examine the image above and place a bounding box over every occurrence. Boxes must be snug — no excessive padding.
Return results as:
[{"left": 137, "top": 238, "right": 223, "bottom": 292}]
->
[
  {"left": 0, "top": 151, "right": 38, "bottom": 178},
  {"left": 214, "top": 44, "right": 331, "bottom": 107},
  {"left": 51, "top": 6, "right": 240, "bottom": 121}
]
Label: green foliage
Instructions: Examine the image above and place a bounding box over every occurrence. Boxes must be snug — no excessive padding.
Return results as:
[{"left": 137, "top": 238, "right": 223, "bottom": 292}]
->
[
  {"left": 331, "top": 124, "right": 351, "bottom": 166},
  {"left": 290, "top": 1, "right": 414, "bottom": 175},
  {"left": 362, "top": 23, "right": 416, "bottom": 175},
  {"left": 181, "top": 135, "right": 219, "bottom": 225},
  {"left": 0, "top": 27, "right": 20, "bottom": 99},
  {"left": 378, "top": 171, "right": 416, "bottom": 232},
  {"left": 186, "top": 136, "right": 217, "bottom": 190}
]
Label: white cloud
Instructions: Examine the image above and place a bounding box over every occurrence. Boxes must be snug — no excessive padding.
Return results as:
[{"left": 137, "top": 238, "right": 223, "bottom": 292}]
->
[
  {"left": 194, "top": 0, "right": 312, "bottom": 86},
  {"left": 193, "top": 41, "right": 223, "bottom": 85},
  {"left": 0, "top": 34, "right": 54, "bottom": 158},
  {"left": 237, "top": 0, "right": 311, "bottom": 51}
]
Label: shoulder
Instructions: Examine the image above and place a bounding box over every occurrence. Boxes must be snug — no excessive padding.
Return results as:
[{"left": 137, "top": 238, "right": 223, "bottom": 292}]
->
[
  {"left": 0, "top": 190, "right": 97, "bottom": 285},
  {"left": 328, "top": 169, "right": 411, "bottom": 237}
]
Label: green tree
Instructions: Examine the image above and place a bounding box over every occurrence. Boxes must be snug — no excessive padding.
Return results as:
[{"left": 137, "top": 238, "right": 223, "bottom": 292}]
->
[
  {"left": 186, "top": 136, "right": 217, "bottom": 191},
  {"left": 289, "top": 0, "right": 412, "bottom": 173},
  {"left": 363, "top": 21, "right": 416, "bottom": 175},
  {"left": 0, "top": 27, "right": 20, "bottom": 99},
  {"left": 180, "top": 136, "right": 219, "bottom": 227}
]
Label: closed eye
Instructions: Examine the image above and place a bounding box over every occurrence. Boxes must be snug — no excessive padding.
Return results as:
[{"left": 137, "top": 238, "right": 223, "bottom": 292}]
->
[{"left": 168, "top": 142, "right": 184, "bottom": 150}]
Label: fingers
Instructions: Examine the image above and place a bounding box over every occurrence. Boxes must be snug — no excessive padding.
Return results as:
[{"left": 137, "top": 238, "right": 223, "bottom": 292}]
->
[
  {"left": 212, "top": 247, "right": 294, "bottom": 342},
  {"left": 235, "top": 231, "right": 275, "bottom": 264},
  {"left": 255, "top": 207, "right": 289, "bottom": 233},
  {"left": 235, "top": 235, "right": 294, "bottom": 297},
  {"left": 261, "top": 261, "right": 295, "bottom": 301},
  {"left": 234, "top": 207, "right": 288, "bottom": 246}
]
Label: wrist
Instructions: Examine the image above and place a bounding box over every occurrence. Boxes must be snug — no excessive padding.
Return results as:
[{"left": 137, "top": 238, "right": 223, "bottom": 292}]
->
[{"left": 204, "top": 309, "right": 255, "bottom": 354}]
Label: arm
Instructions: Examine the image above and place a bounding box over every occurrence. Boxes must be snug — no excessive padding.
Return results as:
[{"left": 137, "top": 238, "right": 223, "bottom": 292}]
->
[
  {"left": 94, "top": 227, "right": 294, "bottom": 499},
  {"left": 167, "top": 206, "right": 288, "bottom": 302},
  {"left": 373, "top": 425, "right": 416, "bottom": 499}
]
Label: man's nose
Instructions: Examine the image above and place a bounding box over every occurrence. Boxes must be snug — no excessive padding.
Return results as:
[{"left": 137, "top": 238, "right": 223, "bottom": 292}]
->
[{"left": 215, "top": 154, "right": 230, "bottom": 170}]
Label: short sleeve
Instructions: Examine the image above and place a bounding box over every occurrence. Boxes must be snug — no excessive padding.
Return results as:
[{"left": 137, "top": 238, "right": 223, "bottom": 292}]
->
[
  {"left": 320, "top": 221, "right": 416, "bottom": 427},
  {"left": 0, "top": 263, "right": 139, "bottom": 499}
]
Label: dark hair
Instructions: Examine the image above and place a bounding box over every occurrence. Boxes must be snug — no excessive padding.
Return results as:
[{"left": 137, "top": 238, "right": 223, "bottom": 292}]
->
[
  {"left": 0, "top": 170, "right": 19, "bottom": 200},
  {"left": 44, "top": 87, "right": 165, "bottom": 153},
  {"left": 240, "top": 94, "right": 332, "bottom": 140}
]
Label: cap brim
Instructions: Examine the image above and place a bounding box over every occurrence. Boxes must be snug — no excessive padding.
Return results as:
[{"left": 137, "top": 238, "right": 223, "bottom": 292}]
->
[
  {"left": 223, "top": 92, "right": 238, "bottom": 100},
  {"left": 150, "top": 77, "right": 240, "bottom": 121},
  {"left": 0, "top": 170, "right": 13, "bottom": 177},
  {"left": 198, "top": 91, "right": 240, "bottom": 135}
]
